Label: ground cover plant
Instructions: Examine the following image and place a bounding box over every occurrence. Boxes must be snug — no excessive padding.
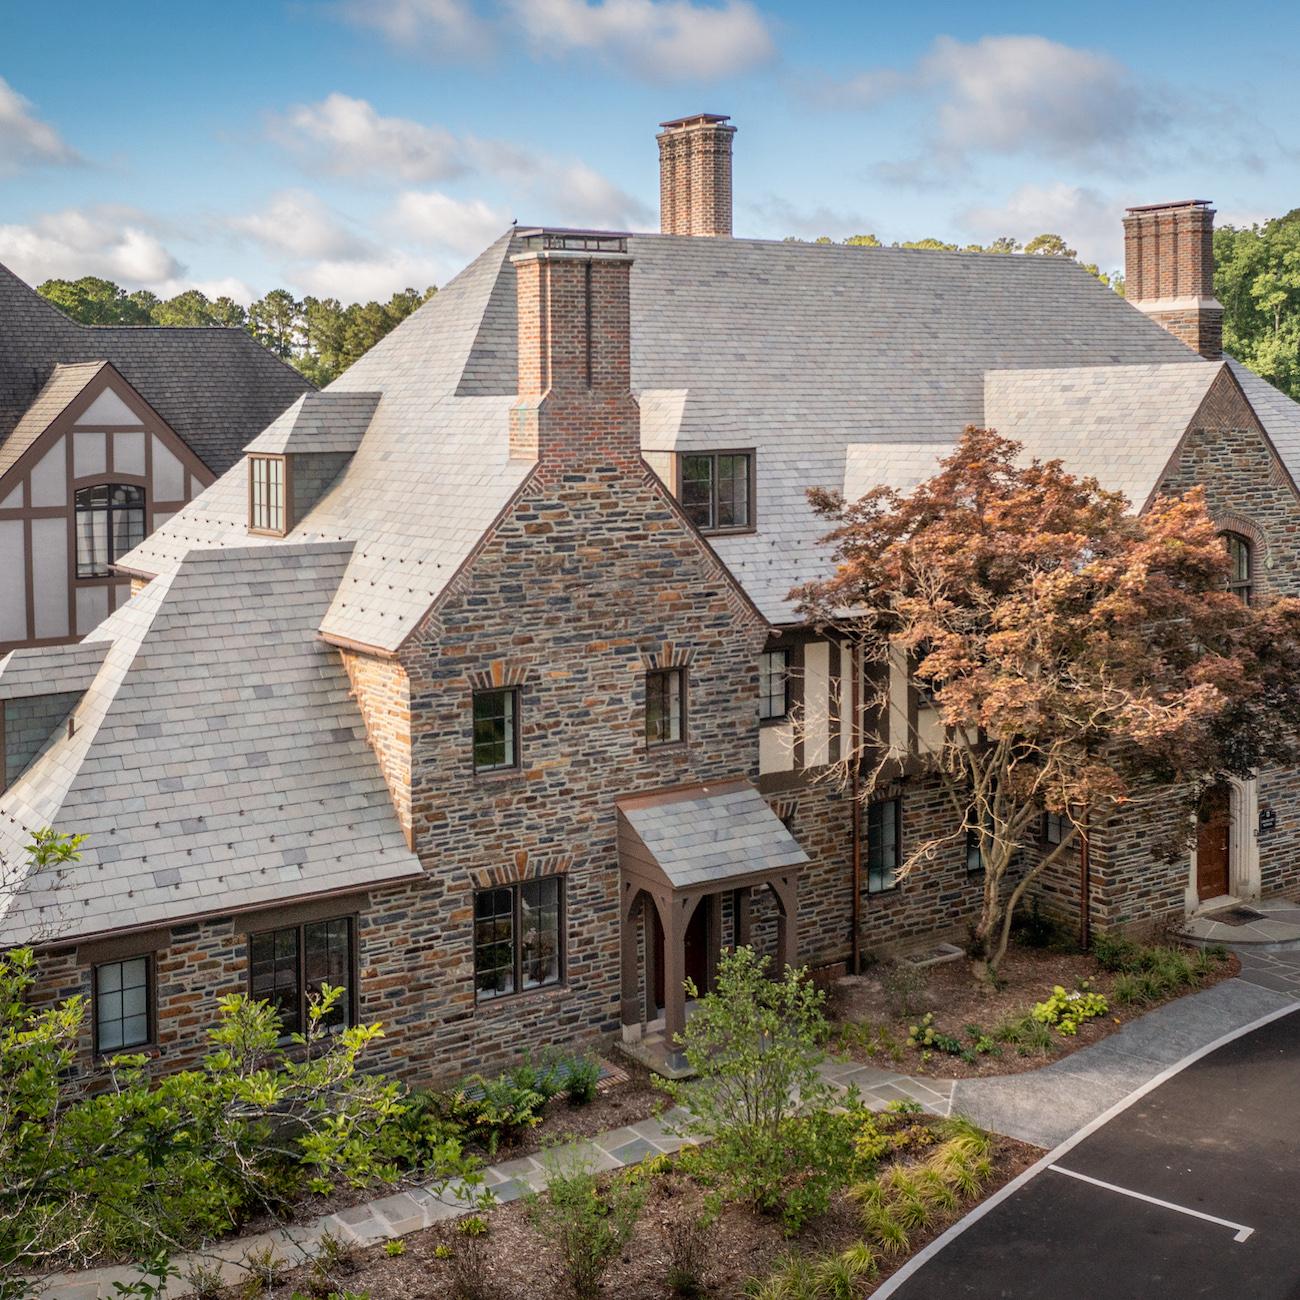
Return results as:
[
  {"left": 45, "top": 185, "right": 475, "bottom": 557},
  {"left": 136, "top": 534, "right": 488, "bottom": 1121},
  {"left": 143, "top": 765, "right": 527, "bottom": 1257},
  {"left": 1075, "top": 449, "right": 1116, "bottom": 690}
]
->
[{"left": 830, "top": 933, "right": 1234, "bottom": 1080}]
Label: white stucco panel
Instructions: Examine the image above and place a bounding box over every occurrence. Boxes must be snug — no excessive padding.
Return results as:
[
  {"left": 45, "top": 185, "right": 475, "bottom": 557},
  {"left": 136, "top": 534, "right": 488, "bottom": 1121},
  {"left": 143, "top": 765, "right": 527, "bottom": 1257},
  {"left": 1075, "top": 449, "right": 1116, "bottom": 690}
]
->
[
  {"left": 75, "top": 583, "right": 108, "bottom": 638},
  {"left": 0, "top": 481, "right": 23, "bottom": 511},
  {"left": 759, "top": 721, "right": 795, "bottom": 774},
  {"left": 804, "top": 640, "right": 830, "bottom": 768},
  {"left": 113, "top": 431, "right": 146, "bottom": 477},
  {"left": 78, "top": 388, "right": 140, "bottom": 427},
  {"left": 0, "top": 520, "right": 27, "bottom": 641},
  {"left": 73, "top": 431, "right": 107, "bottom": 480},
  {"left": 152, "top": 435, "right": 185, "bottom": 502},
  {"left": 29, "top": 439, "right": 66, "bottom": 508},
  {"left": 31, "top": 517, "right": 68, "bottom": 638}
]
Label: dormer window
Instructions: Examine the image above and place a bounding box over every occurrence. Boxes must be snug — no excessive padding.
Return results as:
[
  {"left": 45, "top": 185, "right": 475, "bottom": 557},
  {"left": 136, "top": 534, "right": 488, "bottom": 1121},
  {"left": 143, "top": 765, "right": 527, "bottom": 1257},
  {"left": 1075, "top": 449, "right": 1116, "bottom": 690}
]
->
[
  {"left": 678, "top": 451, "right": 754, "bottom": 533},
  {"left": 249, "top": 455, "right": 287, "bottom": 535}
]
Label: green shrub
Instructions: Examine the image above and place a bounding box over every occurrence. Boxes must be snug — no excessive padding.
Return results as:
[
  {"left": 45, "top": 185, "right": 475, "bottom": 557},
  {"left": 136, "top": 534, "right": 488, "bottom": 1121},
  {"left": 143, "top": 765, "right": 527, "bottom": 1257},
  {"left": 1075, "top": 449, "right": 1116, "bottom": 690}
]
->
[
  {"left": 907, "top": 1013, "right": 963, "bottom": 1056},
  {"left": 658, "top": 948, "right": 849, "bottom": 1234},
  {"left": 1091, "top": 933, "right": 1140, "bottom": 972},
  {"left": 526, "top": 1154, "right": 645, "bottom": 1300},
  {"left": 561, "top": 1056, "right": 602, "bottom": 1107},
  {"left": 446, "top": 1073, "right": 545, "bottom": 1154},
  {"left": 1031, "top": 985, "right": 1109, "bottom": 1035},
  {"left": 1111, "top": 973, "right": 1144, "bottom": 1006}
]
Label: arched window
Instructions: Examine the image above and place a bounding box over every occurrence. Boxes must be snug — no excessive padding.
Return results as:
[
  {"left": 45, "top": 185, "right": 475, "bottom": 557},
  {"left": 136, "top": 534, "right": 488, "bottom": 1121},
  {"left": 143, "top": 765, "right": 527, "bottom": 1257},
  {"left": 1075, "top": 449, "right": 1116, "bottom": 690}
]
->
[
  {"left": 75, "top": 483, "right": 146, "bottom": 578},
  {"left": 1223, "top": 532, "right": 1252, "bottom": 604}
]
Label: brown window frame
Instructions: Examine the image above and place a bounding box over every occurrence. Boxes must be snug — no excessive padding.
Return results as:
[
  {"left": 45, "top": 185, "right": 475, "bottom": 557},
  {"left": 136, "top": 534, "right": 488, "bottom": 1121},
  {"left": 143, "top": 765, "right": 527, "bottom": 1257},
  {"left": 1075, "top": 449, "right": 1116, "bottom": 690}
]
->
[
  {"left": 759, "top": 648, "right": 790, "bottom": 723},
  {"left": 473, "top": 876, "right": 566, "bottom": 1003},
  {"left": 472, "top": 686, "right": 521, "bottom": 773},
  {"left": 248, "top": 454, "right": 290, "bottom": 536},
  {"left": 75, "top": 481, "right": 147, "bottom": 579},
  {"left": 92, "top": 953, "right": 155, "bottom": 1055},
  {"left": 247, "top": 915, "right": 357, "bottom": 1038},
  {"left": 1223, "top": 531, "right": 1253, "bottom": 604},
  {"left": 676, "top": 450, "right": 756, "bottom": 534},
  {"left": 645, "top": 666, "right": 687, "bottom": 748},
  {"left": 866, "top": 796, "right": 902, "bottom": 894},
  {"left": 1042, "top": 811, "right": 1067, "bottom": 846}
]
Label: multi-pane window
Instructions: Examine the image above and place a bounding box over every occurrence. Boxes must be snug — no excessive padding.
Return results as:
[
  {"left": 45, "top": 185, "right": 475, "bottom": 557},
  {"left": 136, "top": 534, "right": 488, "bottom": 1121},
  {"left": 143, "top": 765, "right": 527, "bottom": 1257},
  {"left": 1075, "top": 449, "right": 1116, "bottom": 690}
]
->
[
  {"left": 866, "top": 797, "right": 901, "bottom": 893},
  {"left": 680, "top": 452, "right": 753, "bottom": 532},
  {"left": 473, "top": 688, "right": 518, "bottom": 771},
  {"left": 75, "top": 483, "right": 145, "bottom": 577},
  {"left": 759, "top": 649, "right": 790, "bottom": 721},
  {"left": 1043, "top": 811, "right": 1066, "bottom": 845},
  {"left": 249, "top": 917, "right": 354, "bottom": 1036},
  {"left": 94, "top": 956, "right": 151, "bottom": 1052},
  {"left": 473, "top": 877, "right": 564, "bottom": 1001},
  {"left": 1224, "top": 532, "right": 1252, "bottom": 604},
  {"left": 646, "top": 668, "right": 685, "bottom": 746},
  {"left": 249, "top": 455, "right": 286, "bottom": 534}
]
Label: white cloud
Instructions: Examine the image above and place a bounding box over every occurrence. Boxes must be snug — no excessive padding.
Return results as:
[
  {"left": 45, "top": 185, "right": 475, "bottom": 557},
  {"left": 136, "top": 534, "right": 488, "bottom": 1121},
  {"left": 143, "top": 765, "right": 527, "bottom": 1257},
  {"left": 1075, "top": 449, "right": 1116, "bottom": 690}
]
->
[
  {"left": 505, "top": 0, "right": 775, "bottom": 80},
  {"left": 542, "top": 162, "right": 654, "bottom": 229},
  {"left": 390, "top": 191, "right": 511, "bottom": 254},
  {"left": 745, "top": 195, "right": 878, "bottom": 242},
  {"left": 0, "top": 77, "right": 81, "bottom": 175},
  {"left": 279, "top": 93, "right": 467, "bottom": 182},
  {"left": 822, "top": 35, "right": 1167, "bottom": 174},
  {"left": 291, "top": 251, "right": 446, "bottom": 301},
  {"left": 335, "top": 0, "right": 493, "bottom": 56},
  {"left": 0, "top": 208, "right": 182, "bottom": 288},
  {"left": 229, "top": 190, "right": 372, "bottom": 260},
  {"left": 961, "top": 182, "right": 1122, "bottom": 268}
]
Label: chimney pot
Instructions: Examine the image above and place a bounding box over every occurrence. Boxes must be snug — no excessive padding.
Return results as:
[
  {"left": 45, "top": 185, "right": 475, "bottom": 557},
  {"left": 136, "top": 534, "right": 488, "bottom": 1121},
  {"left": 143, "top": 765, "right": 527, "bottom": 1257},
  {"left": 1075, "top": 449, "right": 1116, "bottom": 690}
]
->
[
  {"left": 657, "top": 113, "right": 736, "bottom": 238},
  {"left": 1122, "top": 199, "right": 1223, "bottom": 360}
]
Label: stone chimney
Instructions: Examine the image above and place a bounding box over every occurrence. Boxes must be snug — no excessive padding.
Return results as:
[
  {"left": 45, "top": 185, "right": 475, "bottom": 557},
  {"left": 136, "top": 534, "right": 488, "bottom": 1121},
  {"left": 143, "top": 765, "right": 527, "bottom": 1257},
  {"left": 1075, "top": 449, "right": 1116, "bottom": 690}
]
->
[
  {"left": 510, "top": 229, "right": 639, "bottom": 468},
  {"left": 1123, "top": 200, "right": 1223, "bottom": 360},
  {"left": 657, "top": 113, "right": 736, "bottom": 237}
]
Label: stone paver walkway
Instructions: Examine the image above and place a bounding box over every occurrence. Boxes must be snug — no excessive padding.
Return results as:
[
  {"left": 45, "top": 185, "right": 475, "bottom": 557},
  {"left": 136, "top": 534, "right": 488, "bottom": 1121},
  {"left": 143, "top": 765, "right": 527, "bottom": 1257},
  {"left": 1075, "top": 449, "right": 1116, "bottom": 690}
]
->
[
  {"left": 40, "top": 942, "right": 1300, "bottom": 1298},
  {"left": 1180, "top": 896, "right": 1300, "bottom": 946}
]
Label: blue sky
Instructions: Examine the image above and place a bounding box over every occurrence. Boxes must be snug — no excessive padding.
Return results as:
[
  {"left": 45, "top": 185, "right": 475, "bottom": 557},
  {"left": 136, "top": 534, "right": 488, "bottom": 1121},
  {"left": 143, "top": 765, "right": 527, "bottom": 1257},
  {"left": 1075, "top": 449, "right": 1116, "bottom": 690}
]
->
[{"left": 2, "top": 0, "right": 1297, "bottom": 304}]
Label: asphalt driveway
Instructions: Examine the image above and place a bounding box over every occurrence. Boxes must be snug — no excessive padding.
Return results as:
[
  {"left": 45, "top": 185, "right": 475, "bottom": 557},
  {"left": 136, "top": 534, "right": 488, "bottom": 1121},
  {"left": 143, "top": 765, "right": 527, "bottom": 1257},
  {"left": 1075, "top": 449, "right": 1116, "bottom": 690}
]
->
[{"left": 882, "top": 1004, "right": 1300, "bottom": 1299}]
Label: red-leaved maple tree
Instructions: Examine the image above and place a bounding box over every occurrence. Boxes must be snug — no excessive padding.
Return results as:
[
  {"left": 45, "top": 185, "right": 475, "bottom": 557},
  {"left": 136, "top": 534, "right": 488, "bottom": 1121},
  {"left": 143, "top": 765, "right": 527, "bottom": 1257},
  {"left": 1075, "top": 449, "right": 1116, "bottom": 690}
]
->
[{"left": 797, "top": 427, "right": 1300, "bottom": 979}]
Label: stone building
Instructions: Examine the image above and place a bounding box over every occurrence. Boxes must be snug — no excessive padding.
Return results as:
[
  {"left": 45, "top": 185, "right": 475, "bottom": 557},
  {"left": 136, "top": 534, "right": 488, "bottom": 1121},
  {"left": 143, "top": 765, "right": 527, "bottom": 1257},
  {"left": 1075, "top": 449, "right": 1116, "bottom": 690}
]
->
[
  {"left": 0, "top": 262, "right": 310, "bottom": 654},
  {"left": 3, "top": 114, "right": 1300, "bottom": 1083}
]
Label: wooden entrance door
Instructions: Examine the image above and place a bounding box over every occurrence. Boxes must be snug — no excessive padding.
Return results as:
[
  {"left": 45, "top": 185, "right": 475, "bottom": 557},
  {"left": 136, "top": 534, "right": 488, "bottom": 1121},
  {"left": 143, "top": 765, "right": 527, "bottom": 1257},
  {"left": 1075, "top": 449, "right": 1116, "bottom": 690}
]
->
[
  {"left": 683, "top": 897, "right": 711, "bottom": 995},
  {"left": 1197, "top": 783, "right": 1231, "bottom": 901}
]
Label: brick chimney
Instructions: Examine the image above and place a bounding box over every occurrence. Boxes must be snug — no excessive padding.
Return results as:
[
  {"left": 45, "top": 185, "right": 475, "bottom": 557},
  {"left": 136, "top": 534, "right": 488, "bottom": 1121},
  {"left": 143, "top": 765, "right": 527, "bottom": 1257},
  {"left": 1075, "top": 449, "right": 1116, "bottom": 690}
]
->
[
  {"left": 510, "top": 229, "right": 640, "bottom": 468},
  {"left": 1123, "top": 200, "right": 1223, "bottom": 360},
  {"left": 657, "top": 113, "right": 736, "bottom": 237}
]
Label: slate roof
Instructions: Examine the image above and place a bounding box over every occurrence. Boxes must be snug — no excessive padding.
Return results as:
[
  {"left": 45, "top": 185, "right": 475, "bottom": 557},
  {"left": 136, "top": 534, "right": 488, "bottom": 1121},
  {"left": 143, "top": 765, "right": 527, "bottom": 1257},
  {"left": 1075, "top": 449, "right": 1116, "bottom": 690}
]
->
[
  {"left": 246, "top": 391, "right": 384, "bottom": 455},
  {"left": 618, "top": 779, "right": 808, "bottom": 890},
  {"left": 125, "top": 231, "right": 1245, "bottom": 644},
  {"left": 0, "top": 640, "right": 110, "bottom": 701},
  {"left": 0, "top": 541, "right": 424, "bottom": 946},
  {"left": 0, "top": 261, "right": 311, "bottom": 476},
  {"left": 0, "top": 361, "right": 108, "bottom": 481}
]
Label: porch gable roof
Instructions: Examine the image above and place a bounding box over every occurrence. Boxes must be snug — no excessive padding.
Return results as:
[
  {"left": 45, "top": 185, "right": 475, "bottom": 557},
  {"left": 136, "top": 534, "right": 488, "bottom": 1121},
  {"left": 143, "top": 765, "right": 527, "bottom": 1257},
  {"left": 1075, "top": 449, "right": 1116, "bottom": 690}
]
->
[{"left": 616, "top": 778, "right": 807, "bottom": 894}]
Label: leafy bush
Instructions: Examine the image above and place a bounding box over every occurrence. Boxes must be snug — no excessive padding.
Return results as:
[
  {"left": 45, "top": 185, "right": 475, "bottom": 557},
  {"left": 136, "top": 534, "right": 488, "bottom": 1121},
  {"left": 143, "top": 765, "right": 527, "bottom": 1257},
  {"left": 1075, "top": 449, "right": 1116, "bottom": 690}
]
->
[
  {"left": 561, "top": 1056, "right": 602, "bottom": 1107},
  {"left": 526, "top": 1152, "right": 645, "bottom": 1300},
  {"left": 909, "top": 1012, "right": 1000, "bottom": 1062},
  {"left": 0, "top": 949, "right": 481, "bottom": 1277},
  {"left": 658, "top": 947, "right": 848, "bottom": 1233},
  {"left": 1031, "top": 984, "right": 1109, "bottom": 1035},
  {"left": 445, "top": 1073, "right": 545, "bottom": 1154},
  {"left": 1091, "top": 932, "right": 1141, "bottom": 972}
]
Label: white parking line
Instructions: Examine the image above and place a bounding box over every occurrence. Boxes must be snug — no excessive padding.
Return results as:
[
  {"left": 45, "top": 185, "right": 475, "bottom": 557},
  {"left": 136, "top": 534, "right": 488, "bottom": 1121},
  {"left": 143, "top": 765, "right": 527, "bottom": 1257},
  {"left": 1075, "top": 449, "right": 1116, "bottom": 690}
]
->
[{"left": 1048, "top": 1164, "right": 1255, "bottom": 1243}]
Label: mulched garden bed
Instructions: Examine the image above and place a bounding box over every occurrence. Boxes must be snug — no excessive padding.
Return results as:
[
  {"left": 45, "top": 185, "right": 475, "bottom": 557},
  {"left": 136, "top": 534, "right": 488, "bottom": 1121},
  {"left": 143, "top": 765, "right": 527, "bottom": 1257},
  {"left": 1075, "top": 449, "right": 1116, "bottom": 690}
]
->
[
  {"left": 227, "top": 1128, "right": 1042, "bottom": 1300},
  {"left": 830, "top": 939, "right": 1240, "bottom": 1080}
]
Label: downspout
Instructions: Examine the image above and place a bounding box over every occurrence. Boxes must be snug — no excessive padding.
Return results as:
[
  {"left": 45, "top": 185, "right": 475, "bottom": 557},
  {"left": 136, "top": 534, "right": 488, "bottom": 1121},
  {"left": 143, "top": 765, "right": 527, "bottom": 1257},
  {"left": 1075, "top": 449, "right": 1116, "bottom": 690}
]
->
[
  {"left": 850, "top": 639, "right": 862, "bottom": 974},
  {"left": 1079, "top": 813, "right": 1092, "bottom": 950}
]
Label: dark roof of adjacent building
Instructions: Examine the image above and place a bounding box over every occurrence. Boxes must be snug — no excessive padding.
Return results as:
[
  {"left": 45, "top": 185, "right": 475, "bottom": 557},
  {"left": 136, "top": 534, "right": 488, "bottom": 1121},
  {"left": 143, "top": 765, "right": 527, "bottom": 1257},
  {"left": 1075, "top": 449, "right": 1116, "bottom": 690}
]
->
[{"left": 0, "top": 261, "right": 312, "bottom": 476}]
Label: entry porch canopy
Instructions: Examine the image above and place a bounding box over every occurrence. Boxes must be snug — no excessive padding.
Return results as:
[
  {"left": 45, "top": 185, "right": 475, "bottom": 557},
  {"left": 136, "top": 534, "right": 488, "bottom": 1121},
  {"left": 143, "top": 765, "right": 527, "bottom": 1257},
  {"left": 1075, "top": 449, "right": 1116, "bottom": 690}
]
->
[{"left": 616, "top": 778, "right": 808, "bottom": 1041}]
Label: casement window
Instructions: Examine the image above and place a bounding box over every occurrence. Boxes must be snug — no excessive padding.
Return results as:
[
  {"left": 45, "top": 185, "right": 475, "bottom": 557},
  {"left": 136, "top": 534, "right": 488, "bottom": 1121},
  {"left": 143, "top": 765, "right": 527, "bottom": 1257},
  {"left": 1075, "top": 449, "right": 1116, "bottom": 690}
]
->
[
  {"left": 249, "top": 455, "right": 287, "bottom": 535},
  {"left": 94, "top": 955, "right": 151, "bottom": 1052},
  {"left": 866, "top": 797, "right": 901, "bottom": 893},
  {"left": 1042, "top": 811, "right": 1067, "bottom": 846},
  {"left": 249, "top": 916, "right": 354, "bottom": 1036},
  {"left": 75, "top": 483, "right": 146, "bottom": 578},
  {"left": 646, "top": 667, "right": 686, "bottom": 746},
  {"left": 759, "top": 649, "right": 790, "bottom": 722},
  {"left": 679, "top": 451, "right": 754, "bottom": 532},
  {"left": 473, "top": 688, "right": 519, "bottom": 772},
  {"left": 1224, "top": 532, "right": 1252, "bottom": 604},
  {"left": 473, "top": 877, "right": 564, "bottom": 1001}
]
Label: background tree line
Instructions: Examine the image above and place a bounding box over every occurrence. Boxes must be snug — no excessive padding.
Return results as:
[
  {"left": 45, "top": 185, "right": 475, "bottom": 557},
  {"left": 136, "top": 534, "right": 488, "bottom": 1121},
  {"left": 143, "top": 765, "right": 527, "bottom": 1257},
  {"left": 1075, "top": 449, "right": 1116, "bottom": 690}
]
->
[{"left": 35, "top": 276, "right": 437, "bottom": 386}]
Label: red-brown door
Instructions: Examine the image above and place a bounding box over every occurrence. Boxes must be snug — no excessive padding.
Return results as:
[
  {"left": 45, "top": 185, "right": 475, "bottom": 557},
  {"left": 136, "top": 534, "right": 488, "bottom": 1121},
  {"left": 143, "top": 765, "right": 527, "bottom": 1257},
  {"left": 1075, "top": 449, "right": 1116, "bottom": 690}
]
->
[
  {"left": 683, "top": 897, "right": 711, "bottom": 995},
  {"left": 1197, "top": 784, "right": 1231, "bottom": 901}
]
